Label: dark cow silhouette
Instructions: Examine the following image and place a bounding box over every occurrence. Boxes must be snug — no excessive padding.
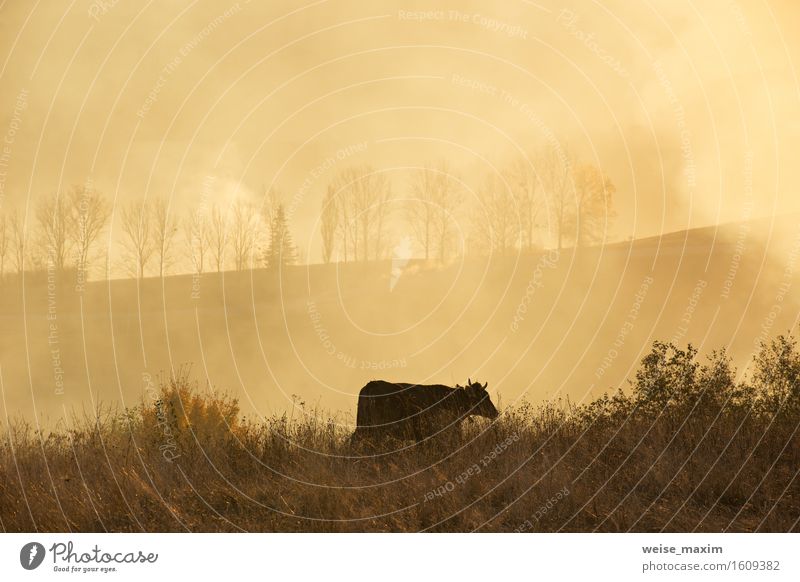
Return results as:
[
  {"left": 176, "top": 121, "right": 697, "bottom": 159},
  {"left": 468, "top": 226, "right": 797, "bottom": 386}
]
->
[{"left": 351, "top": 379, "right": 499, "bottom": 445}]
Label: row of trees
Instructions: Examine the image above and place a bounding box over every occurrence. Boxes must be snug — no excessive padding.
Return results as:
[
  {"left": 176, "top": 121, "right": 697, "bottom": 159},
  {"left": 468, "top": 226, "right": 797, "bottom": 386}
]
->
[
  {"left": 0, "top": 187, "right": 298, "bottom": 282},
  {"left": 0, "top": 186, "right": 109, "bottom": 279},
  {"left": 0, "top": 145, "right": 615, "bottom": 281},
  {"left": 319, "top": 144, "right": 616, "bottom": 264}
]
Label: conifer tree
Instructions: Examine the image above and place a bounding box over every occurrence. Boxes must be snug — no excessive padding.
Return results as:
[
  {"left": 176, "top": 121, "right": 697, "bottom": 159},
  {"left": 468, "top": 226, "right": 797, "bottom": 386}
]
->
[{"left": 265, "top": 204, "right": 297, "bottom": 269}]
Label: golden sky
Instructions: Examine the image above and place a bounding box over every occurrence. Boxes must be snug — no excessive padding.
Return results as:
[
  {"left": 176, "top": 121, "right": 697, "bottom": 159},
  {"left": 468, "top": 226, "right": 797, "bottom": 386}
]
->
[{"left": 1, "top": 0, "right": 799, "bottom": 260}]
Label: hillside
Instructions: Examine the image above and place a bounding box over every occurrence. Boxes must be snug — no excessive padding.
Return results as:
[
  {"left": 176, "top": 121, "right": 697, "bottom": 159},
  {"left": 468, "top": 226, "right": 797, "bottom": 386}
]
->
[{"left": 1, "top": 214, "right": 799, "bottom": 425}]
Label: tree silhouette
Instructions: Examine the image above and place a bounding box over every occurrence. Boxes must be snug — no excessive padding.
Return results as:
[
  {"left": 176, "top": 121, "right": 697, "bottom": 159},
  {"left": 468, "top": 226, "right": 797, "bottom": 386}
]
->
[
  {"left": 320, "top": 184, "right": 338, "bottom": 263},
  {"left": 153, "top": 198, "right": 178, "bottom": 277},
  {"left": 230, "top": 199, "right": 259, "bottom": 271},
  {"left": 265, "top": 204, "right": 297, "bottom": 269},
  {"left": 208, "top": 204, "right": 228, "bottom": 272},
  {"left": 9, "top": 211, "right": 27, "bottom": 273},
  {"left": 470, "top": 172, "right": 520, "bottom": 256},
  {"left": 539, "top": 144, "right": 575, "bottom": 250},
  {"left": 329, "top": 165, "right": 391, "bottom": 262},
  {"left": 573, "top": 164, "right": 616, "bottom": 246},
  {"left": 120, "top": 200, "right": 155, "bottom": 279},
  {"left": 507, "top": 157, "right": 542, "bottom": 251},
  {"left": 406, "top": 162, "right": 463, "bottom": 262},
  {"left": 35, "top": 192, "right": 71, "bottom": 272},
  {"left": 184, "top": 204, "right": 209, "bottom": 276},
  {"left": 68, "top": 185, "right": 109, "bottom": 282}
]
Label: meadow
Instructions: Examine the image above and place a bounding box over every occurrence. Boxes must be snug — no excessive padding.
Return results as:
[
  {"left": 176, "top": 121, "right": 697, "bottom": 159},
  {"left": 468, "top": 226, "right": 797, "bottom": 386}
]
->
[{"left": 1, "top": 334, "right": 797, "bottom": 532}]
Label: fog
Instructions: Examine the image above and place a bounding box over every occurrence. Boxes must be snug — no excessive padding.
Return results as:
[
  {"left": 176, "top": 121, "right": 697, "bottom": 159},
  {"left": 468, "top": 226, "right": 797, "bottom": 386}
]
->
[{"left": 0, "top": 0, "right": 799, "bottom": 426}]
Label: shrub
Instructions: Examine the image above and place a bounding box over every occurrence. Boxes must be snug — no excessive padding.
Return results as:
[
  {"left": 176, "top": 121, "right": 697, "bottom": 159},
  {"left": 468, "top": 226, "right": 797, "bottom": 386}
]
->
[
  {"left": 752, "top": 333, "right": 800, "bottom": 417},
  {"left": 138, "top": 367, "right": 241, "bottom": 462}
]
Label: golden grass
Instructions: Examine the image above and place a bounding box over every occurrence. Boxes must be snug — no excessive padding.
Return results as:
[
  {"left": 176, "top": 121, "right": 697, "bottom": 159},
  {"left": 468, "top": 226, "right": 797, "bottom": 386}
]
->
[{"left": 1, "top": 339, "right": 798, "bottom": 532}]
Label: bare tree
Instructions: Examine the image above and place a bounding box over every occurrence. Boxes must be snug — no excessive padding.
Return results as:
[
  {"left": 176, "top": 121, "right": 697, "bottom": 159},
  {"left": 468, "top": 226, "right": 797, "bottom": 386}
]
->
[
  {"left": 432, "top": 166, "right": 463, "bottom": 262},
  {"left": 538, "top": 144, "right": 575, "bottom": 250},
  {"left": 120, "top": 200, "right": 155, "bottom": 279},
  {"left": 573, "top": 164, "right": 616, "bottom": 246},
  {"left": 184, "top": 205, "right": 209, "bottom": 275},
  {"left": 406, "top": 167, "right": 437, "bottom": 260},
  {"left": 67, "top": 185, "right": 109, "bottom": 282},
  {"left": 260, "top": 187, "right": 280, "bottom": 230},
  {"left": 320, "top": 184, "right": 338, "bottom": 263},
  {"left": 10, "top": 211, "right": 27, "bottom": 273},
  {"left": 208, "top": 204, "right": 228, "bottom": 272},
  {"left": 328, "top": 172, "right": 354, "bottom": 262},
  {"left": 406, "top": 162, "right": 463, "bottom": 262},
  {"left": 507, "top": 157, "right": 542, "bottom": 252},
  {"left": 230, "top": 199, "right": 259, "bottom": 271},
  {"left": 35, "top": 193, "right": 71, "bottom": 272},
  {"left": 332, "top": 165, "right": 392, "bottom": 262},
  {"left": 470, "top": 172, "right": 520, "bottom": 256},
  {"left": 370, "top": 174, "right": 391, "bottom": 262},
  {"left": 329, "top": 168, "right": 357, "bottom": 261},
  {"left": 153, "top": 198, "right": 178, "bottom": 278}
]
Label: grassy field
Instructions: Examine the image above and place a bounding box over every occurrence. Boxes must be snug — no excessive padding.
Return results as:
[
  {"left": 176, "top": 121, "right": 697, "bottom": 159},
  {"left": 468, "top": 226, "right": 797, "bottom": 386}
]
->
[
  {"left": 3, "top": 217, "right": 799, "bottom": 427},
  {"left": 1, "top": 334, "right": 798, "bottom": 533}
]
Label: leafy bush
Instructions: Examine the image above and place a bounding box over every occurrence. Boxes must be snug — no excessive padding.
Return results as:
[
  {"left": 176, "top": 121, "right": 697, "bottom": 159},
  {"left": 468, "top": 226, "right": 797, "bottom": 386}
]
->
[
  {"left": 751, "top": 334, "right": 800, "bottom": 416},
  {"left": 139, "top": 368, "right": 241, "bottom": 456}
]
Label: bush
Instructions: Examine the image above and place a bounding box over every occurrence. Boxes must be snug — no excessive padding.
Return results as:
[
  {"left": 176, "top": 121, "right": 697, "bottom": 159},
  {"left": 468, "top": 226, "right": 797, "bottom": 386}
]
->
[
  {"left": 752, "top": 334, "right": 800, "bottom": 417},
  {"left": 1, "top": 335, "right": 798, "bottom": 532}
]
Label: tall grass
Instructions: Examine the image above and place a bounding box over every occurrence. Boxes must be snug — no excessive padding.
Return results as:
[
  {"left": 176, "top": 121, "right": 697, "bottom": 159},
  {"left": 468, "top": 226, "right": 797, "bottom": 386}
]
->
[{"left": 1, "top": 336, "right": 798, "bottom": 532}]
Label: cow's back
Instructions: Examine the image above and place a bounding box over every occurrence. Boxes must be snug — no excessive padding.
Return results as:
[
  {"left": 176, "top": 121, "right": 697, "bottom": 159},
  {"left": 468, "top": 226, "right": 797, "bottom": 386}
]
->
[{"left": 354, "top": 381, "right": 463, "bottom": 442}]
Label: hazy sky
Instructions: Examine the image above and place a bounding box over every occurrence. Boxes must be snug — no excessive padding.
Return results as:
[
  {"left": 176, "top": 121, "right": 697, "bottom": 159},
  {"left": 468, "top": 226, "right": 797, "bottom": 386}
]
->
[{"left": 1, "top": 0, "right": 799, "bottom": 261}]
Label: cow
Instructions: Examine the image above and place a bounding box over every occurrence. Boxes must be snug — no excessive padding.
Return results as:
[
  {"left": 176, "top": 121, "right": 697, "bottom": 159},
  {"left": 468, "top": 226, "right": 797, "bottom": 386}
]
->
[{"left": 350, "top": 379, "right": 499, "bottom": 446}]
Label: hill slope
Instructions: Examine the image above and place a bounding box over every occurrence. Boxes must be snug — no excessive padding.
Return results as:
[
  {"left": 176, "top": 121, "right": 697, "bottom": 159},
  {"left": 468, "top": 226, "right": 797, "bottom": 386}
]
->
[{"left": 1, "top": 214, "right": 799, "bottom": 423}]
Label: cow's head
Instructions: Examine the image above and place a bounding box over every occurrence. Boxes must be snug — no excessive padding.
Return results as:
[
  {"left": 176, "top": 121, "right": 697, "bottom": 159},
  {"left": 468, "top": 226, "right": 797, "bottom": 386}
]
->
[{"left": 463, "top": 378, "right": 499, "bottom": 419}]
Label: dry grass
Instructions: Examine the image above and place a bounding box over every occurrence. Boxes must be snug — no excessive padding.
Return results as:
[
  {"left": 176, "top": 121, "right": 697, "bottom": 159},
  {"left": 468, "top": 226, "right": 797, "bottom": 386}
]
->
[{"left": 1, "top": 338, "right": 799, "bottom": 533}]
